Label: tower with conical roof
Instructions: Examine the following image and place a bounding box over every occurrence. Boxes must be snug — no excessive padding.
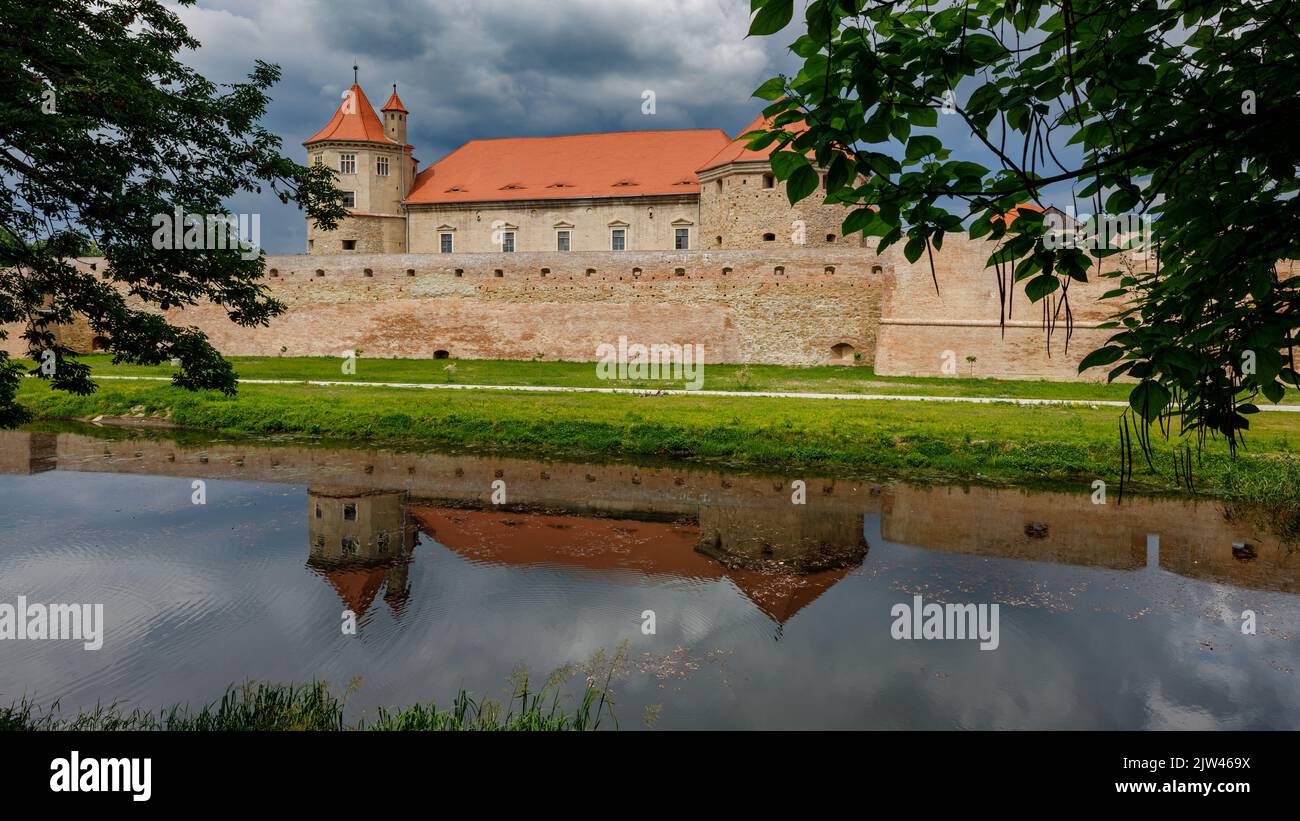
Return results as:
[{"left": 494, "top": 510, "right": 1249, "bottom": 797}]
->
[{"left": 304, "top": 70, "right": 413, "bottom": 254}]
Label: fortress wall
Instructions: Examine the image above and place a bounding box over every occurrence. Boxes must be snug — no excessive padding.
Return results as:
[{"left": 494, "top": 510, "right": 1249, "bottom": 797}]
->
[
  {"left": 874, "top": 236, "right": 1142, "bottom": 381},
  {"left": 157, "top": 248, "right": 884, "bottom": 366}
]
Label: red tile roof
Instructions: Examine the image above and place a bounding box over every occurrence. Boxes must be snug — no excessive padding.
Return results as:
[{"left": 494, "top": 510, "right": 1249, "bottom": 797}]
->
[
  {"left": 304, "top": 84, "right": 396, "bottom": 146},
  {"left": 381, "top": 86, "right": 408, "bottom": 113},
  {"left": 404, "top": 129, "right": 731, "bottom": 205},
  {"left": 992, "top": 202, "right": 1045, "bottom": 225},
  {"left": 698, "top": 110, "right": 810, "bottom": 173}
]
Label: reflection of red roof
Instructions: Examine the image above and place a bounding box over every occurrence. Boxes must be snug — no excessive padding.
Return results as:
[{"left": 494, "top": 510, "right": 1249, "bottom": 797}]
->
[
  {"left": 409, "top": 506, "right": 851, "bottom": 625},
  {"left": 304, "top": 84, "right": 395, "bottom": 145},
  {"left": 404, "top": 130, "right": 730, "bottom": 204},
  {"left": 698, "top": 110, "right": 809, "bottom": 173},
  {"left": 310, "top": 564, "right": 389, "bottom": 617}
]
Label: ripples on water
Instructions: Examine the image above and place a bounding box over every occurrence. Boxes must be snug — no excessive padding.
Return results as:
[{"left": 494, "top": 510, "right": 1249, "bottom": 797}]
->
[{"left": 0, "top": 428, "right": 1297, "bottom": 729}]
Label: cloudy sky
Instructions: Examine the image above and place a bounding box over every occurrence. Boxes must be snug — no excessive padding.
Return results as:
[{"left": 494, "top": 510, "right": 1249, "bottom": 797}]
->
[{"left": 175, "top": 0, "right": 805, "bottom": 253}]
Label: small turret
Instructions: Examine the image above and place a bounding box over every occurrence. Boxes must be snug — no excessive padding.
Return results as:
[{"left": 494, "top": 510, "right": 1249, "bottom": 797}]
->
[{"left": 381, "top": 84, "right": 409, "bottom": 149}]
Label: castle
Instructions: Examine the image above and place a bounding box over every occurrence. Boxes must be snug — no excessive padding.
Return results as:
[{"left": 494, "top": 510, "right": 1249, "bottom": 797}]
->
[
  {"left": 2, "top": 81, "right": 1160, "bottom": 380},
  {"left": 303, "top": 82, "right": 852, "bottom": 255}
]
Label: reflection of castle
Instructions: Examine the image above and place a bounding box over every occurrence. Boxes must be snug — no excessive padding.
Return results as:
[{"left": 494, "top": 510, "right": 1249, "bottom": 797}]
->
[
  {"left": 306, "top": 487, "right": 418, "bottom": 619},
  {"left": 4, "top": 432, "right": 1297, "bottom": 608},
  {"left": 406, "top": 503, "right": 868, "bottom": 626}
]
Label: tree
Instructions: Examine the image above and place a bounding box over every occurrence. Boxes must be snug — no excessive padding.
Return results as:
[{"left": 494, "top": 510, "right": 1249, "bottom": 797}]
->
[
  {"left": 0, "top": 0, "right": 346, "bottom": 426},
  {"left": 747, "top": 0, "right": 1299, "bottom": 471}
]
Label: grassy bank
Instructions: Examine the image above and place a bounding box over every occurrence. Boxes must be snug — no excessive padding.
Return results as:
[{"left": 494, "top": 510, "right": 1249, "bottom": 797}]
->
[
  {"left": 16, "top": 353, "right": 1168, "bottom": 400},
  {"left": 16, "top": 376, "right": 1300, "bottom": 505},
  {"left": 2, "top": 679, "right": 617, "bottom": 731}
]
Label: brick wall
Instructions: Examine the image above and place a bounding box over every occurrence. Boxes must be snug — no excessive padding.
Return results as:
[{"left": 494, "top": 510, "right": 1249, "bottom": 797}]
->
[{"left": 162, "top": 248, "right": 884, "bottom": 366}]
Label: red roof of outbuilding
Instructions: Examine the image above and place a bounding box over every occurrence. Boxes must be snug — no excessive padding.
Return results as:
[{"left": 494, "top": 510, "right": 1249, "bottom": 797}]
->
[
  {"left": 404, "top": 129, "right": 731, "bottom": 204},
  {"left": 304, "top": 84, "right": 395, "bottom": 146}
]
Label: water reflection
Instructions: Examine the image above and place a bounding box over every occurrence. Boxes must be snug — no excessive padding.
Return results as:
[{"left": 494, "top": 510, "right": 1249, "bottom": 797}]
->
[{"left": 1, "top": 428, "right": 1296, "bottom": 729}]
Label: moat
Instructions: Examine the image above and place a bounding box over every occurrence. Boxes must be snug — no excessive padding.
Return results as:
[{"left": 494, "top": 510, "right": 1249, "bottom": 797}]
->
[{"left": 1, "top": 427, "right": 1297, "bottom": 729}]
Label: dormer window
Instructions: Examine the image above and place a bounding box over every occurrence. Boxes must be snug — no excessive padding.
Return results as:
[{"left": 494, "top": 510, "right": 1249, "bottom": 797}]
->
[
  {"left": 445, "top": 185, "right": 466, "bottom": 193},
  {"left": 612, "top": 180, "right": 638, "bottom": 188},
  {"left": 339, "top": 153, "right": 356, "bottom": 174},
  {"left": 500, "top": 183, "right": 525, "bottom": 190},
  {"left": 547, "top": 182, "right": 574, "bottom": 189}
]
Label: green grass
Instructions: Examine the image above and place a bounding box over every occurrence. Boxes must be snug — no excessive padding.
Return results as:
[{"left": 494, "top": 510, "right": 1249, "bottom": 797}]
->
[
  {"left": 1, "top": 676, "right": 619, "bottom": 731},
  {"left": 16, "top": 375, "right": 1300, "bottom": 504},
  {"left": 25, "top": 353, "right": 1174, "bottom": 401}
]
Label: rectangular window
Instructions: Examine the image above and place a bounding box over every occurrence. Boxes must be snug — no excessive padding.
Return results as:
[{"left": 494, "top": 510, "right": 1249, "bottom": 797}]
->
[
  {"left": 342, "top": 191, "right": 355, "bottom": 208},
  {"left": 343, "top": 503, "right": 357, "bottom": 521},
  {"left": 341, "top": 239, "right": 356, "bottom": 251},
  {"left": 440, "top": 233, "right": 453, "bottom": 253},
  {"left": 376, "top": 156, "right": 390, "bottom": 176},
  {"left": 312, "top": 153, "right": 323, "bottom": 167},
  {"left": 674, "top": 228, "right": 689, "bottom": 250},
  {"left": 501, "top": 231, "right": 515, "bottom": 252},
  {"left": 556, "top": 230, "right": 571, "bottom": 251},
  {"left": 611, "top": 229, "right": 626, "bottom": 251},
  {"left": 339, "top": 153, "right": 356, "bottom": 174}
]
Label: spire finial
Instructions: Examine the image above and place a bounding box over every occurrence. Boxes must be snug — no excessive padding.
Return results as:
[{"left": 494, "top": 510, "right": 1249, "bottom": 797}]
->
[{"left": 353, "top": 62, "right": 358, "bottom": 84}]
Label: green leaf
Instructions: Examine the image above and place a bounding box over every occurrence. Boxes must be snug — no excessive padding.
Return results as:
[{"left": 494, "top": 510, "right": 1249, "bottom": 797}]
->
[
  {"left": 903, "top": 234, "right": 928, "bottom": 264},
  {"left": 964, "top": 34, "right": 1005, "bottom": 63},
  {"left": 841, "top": 207, "right": 875, "bottom": 236},
  {"left": 786, "top": 164, "right": 819, "bottom": 205},
  {"left": 769, "top": 150, "right": 808, "bottom": 180},
  {"left": 1024, "top": 273, "right": 1059, "bottom": 302},
  {"left": 906, "top": 106, "right": 938, "bottom": 127},
  {"left": 1128, "top": 380, "right": 1171, "bottom": 423},
  {"left": 753, "top": 76, "right": 787, "bottom": 101},
  {"left": 905, "top": 135, "right": 942, "bottom": 161},
  {"left": 1078, "top": 346, "right": 1125, "bottom": 372},
  {"left": 749, "top": 0, "right": 794, "bottom": 36}
]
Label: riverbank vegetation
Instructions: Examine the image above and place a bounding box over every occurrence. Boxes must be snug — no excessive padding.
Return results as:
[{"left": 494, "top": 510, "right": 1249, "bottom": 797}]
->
[
  {"left": 1, "top": 677, "right": 618, "bottom": 731},
  {"left": 16, "top": 376, "right": 1300, "bottom": 506}
]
